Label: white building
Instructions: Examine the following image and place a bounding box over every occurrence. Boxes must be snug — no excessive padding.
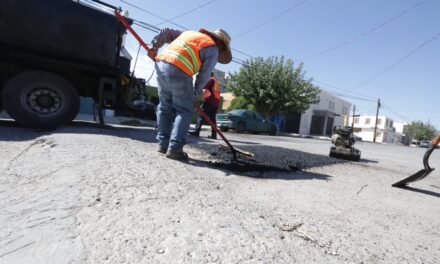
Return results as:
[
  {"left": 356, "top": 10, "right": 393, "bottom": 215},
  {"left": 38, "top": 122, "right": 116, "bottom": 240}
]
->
[
  {"left": 346, "top": 115, "right": 399, "bottom": 143},
  {"left": 298, "top": 90, "right": 352, "bottom": 136},
  {"left": 394, "top": 121, "right": 411, "bottom": 145},
  {"left": 394, "top": 122, "right": 409, "bottom": 134}
]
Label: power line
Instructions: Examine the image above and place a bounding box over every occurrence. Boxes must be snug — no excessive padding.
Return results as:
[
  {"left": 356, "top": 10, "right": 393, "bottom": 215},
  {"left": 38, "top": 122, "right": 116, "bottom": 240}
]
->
[
  {"left": 133, "top": 20, "right": 160, "bottom": 33},
  {"left": 302, "top": 1, "right": 425, "bottom": 60},
  {"left": 320, "top": 88, "right": 377, "bottom": 102},
  {"left": 120, "top": 0, "right": 188, "bottom": 30},
  {"left": 155, "top": 0, "right": 217, "bottom": 26},
  {"left": 381, "top": 104, "right": 413, "bottom": 121},
  {"left": 313, "top": 80, "right": 377, "bottom": 101},
  {"left": 232, "top": 58, "right": 250, "bottom": 67},
  {"left": 379, "top": 106, "right": 440, "bottom": 112},
  {"left": 313, "top": 81, "right": 377, "bottom": 102},
  {"left": 133, "top": 19, "right": 252, "bottom": 66},
  {"left": 352, "top": 31, "right": 440, "bottom": 91},
  {"left": 233, "top": 0, "right": 309, "bottom": 39},
  {"left": 119, "top": 0, "right": 251, "bottom": 67},
  {"left": 81, "top": 0, "right": 115, "bottom": 13},
  {"left": 232, "top": 48, "right": 253, "bottom": 58}
]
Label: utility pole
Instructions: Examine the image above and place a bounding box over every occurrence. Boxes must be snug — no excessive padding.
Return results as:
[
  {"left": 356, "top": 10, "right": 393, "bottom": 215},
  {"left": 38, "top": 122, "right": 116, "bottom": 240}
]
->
[
  {"left": 351, "top": 104, "right": 360, "bottom": 137},
  {"left": 373, "top": 98, "right": 381, "bottom": 143},
  {"left": 351, "top": 105, "right": 356, "bottom": 128}
]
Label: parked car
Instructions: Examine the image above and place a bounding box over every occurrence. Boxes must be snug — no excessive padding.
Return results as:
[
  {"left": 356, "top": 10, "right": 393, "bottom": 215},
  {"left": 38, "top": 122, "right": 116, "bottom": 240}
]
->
[
  {"left": 420, "top": 140, "right": 431, "bottom": 148},
  {"left": 216, "top": 109, "right": 277, "bottom": 135}
]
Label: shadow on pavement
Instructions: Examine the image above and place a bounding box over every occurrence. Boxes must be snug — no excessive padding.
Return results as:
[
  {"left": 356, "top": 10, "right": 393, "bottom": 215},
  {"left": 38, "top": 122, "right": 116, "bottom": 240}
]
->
[
  {"left": 398, "top": 186, "right": 440, "bottom": 198},
  {"left": 360, "top": 158, "right": 379, "bottom": 164},
  {"left": 0, "top": 119, "right": 158, "bottom": 143}
]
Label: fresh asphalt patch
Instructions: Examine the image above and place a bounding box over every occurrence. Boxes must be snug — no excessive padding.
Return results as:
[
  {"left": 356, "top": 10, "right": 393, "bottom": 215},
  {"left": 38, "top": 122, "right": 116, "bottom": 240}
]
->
[{"left": 192, "top": 143, "right": 347, "bottom": 177}]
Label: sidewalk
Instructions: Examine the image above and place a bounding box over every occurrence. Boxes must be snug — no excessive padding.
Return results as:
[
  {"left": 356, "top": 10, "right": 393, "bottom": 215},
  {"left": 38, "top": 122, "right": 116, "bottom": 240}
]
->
[{"left": 1, "top": 111, "right": 332, "bottom": 141}]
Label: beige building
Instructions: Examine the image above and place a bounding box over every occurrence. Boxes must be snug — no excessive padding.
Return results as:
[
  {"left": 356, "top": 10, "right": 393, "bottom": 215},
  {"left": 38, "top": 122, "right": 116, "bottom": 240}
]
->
[{"left": 220, "top": 92, "right": 234, "bottom": 110}]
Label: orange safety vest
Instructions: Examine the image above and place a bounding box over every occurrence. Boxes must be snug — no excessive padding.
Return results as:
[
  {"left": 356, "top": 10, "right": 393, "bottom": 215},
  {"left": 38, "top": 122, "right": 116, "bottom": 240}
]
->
[
  {"left": 211, "top": 77, "right": 221, "bottom": 100},
  {"left": 202, "top": 77, "right": 221, "bottom": 102},
  {"left": 156, "top": 31, "right": 216, "bottom": 77}
]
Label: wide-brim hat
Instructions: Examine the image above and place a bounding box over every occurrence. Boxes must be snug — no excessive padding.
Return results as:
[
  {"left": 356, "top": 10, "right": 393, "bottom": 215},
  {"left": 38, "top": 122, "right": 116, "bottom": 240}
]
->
[{"left": 199, "top": 28, "right": 232, "bottom": 64}]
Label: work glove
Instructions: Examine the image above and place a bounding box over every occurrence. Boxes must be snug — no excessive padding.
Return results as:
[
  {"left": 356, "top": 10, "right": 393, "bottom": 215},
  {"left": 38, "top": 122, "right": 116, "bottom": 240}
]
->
[
  {"left": 148, "top": 40, "right": 160, "bottom": 61},
  {"left": 147, "top": 49, "right": 157, "bottom": 61}
]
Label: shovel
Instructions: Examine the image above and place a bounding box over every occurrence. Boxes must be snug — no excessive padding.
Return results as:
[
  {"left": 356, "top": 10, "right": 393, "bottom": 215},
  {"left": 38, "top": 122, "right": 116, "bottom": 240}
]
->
[
  {"left": 194, "top": 100, "right": 254, "bottom": 160},
  {"left": 392, "top": 132, "right": 440, "bottom": 188}
]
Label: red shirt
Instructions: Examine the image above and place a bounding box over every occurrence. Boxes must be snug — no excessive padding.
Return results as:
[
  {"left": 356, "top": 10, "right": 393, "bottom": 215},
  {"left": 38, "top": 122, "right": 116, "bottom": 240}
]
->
[{"left": 202, "top": 77, "right": 220, "bottom": 108}]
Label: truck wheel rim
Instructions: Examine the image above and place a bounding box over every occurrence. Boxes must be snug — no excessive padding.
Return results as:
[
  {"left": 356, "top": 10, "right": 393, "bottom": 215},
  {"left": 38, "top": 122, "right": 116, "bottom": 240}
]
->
[{"left": 21, "top": 85, "right": 62, "bottom": 116}]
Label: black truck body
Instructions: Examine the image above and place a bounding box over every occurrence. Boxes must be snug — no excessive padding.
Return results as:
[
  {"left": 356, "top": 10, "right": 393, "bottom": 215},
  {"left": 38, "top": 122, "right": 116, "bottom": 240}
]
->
[{"left": 0, "top": 0, "right": 145, "bottom": 128}]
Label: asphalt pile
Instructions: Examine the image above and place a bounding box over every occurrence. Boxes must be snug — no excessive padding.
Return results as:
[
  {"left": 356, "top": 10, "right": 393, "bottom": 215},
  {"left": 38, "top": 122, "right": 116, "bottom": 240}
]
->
[{"left": 193, "top": 143, "right": 344, "bottom": 176}]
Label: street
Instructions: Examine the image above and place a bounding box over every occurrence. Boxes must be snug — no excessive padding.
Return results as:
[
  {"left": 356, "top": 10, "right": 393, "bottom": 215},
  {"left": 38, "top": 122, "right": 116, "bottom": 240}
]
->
[{"left": 1, "top": 119, "right": 439, "bottom": 264}]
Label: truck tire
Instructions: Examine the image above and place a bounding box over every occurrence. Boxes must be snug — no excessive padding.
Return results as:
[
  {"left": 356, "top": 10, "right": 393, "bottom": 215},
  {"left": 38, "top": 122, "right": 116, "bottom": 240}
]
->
[{"left": 1, "top": 71, "right": 80, "bottom": 129}]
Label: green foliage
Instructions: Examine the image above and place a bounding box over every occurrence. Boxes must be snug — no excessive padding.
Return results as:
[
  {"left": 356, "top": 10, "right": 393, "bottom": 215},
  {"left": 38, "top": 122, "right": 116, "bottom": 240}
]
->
[
  {"left": 227, "top": 56, "right": 320, "bottom": 117},
  {"left": 226, "top": 96, "right": 255, "bottom": 112},
  {"left": 404, "top": 121, "right": 436, "bottom": 141}
]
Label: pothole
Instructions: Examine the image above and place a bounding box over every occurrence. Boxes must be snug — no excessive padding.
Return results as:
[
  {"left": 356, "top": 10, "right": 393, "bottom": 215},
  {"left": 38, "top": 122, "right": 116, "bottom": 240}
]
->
[{"left": 191, "top": 143, "right": 345, "bottom": 175}]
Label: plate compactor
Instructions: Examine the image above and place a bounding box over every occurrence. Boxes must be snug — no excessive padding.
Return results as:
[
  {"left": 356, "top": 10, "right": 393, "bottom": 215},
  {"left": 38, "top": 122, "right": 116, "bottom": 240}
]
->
[{"left": 329, "top": 126, "right": 361, "bottom": 162}]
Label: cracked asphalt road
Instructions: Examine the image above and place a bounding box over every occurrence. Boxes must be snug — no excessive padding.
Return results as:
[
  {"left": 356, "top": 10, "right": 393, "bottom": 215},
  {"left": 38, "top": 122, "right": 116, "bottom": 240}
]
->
[{"left": 0, "top": 119, "right": 439, "bottom": 263}]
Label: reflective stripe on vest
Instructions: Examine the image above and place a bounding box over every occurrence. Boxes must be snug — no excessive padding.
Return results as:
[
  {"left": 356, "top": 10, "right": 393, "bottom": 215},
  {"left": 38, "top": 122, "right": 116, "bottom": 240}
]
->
[
  {"left": 212, "top": 78, "right": 221, "bottom": 100},
  {"left": 156, "top": 31, "right": 215, "bottom": 76}
]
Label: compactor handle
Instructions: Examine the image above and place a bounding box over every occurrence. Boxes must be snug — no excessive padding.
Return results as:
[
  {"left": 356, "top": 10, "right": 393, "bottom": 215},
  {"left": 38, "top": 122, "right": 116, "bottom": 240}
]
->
[{"left": 432, "top": 132, "right": 440, "bottom": 146}]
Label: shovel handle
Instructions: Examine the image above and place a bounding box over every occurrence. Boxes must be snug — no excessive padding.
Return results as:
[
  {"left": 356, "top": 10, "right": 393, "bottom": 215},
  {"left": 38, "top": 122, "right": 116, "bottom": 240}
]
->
[
  {"left": 114, "top": 10, "right": 157, "bottom": 60},
  {"left": 432, "top": 132, "right": 440, "bottom": 146},
  {"left": 194, "top": 100, "right": 236, "bottom": 155}
]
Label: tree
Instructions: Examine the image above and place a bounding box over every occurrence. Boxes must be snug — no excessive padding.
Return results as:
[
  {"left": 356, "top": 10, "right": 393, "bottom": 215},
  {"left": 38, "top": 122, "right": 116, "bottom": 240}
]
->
[
  {"left": 226, "top": 96, "right": 255, "bottom": 112},
  {"left": 227, "top": 56, "right": 320, "bottom": 118},
  {"left": 404, "top": 121, "right": 436, "bottom": 141}
]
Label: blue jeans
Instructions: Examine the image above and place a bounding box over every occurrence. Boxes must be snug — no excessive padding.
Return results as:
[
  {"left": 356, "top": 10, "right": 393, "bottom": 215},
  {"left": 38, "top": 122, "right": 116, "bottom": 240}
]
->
[{"left": 156, "top": 72, "right": 195, "bottom": 152}]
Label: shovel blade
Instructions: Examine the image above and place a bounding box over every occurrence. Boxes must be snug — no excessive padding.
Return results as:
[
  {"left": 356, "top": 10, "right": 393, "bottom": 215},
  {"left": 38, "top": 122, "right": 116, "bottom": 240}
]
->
[
  {"left": 219, "top": 143, "right": 254, "bottom": 158},
  {"left": 392, "top": 168, "right": 434, "bottom": 188}
]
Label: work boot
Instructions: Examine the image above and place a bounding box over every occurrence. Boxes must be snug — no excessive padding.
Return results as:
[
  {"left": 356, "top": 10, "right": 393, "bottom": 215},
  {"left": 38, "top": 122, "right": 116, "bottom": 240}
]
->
[
  {"left": 208, "top": 133, "right": 217, "bottom": 139},
  {"left": 157, "top": 146, "right": 167, "bottom": 154},
  {"left": 166, "top": 151, "right": 189, "bottom": 161},
  {"left": 189, "top": 131, "right": 200, "bottom": 137}
]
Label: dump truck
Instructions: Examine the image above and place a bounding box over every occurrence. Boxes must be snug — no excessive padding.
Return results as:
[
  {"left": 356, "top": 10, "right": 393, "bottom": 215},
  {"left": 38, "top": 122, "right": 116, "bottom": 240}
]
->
[{"left": 0, "top": 0, "right": 148, "bottom": 129}]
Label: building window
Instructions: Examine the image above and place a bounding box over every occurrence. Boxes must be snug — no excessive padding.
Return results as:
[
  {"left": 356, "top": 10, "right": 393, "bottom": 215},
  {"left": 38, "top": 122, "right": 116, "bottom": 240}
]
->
[
  {"left": 354, "top": 118, "right": 359, "bottom": 124},
  {"left": 377, "top": 119, "right": 382, "bottom": 125},
  {"left": 389, "top": 121, "right": 393, "bottom": 128},
  {"left": 376, "top": 132, "right": 382, "bottom": 138},
  {"left": 365, "top": 118, "right": 371, "bottom": 125},
  {"left": 314, "top": 96, "right": 320, "bottom": 104},
  {"left": 328, "top": 101, "right": 335, "bottom": 111}
]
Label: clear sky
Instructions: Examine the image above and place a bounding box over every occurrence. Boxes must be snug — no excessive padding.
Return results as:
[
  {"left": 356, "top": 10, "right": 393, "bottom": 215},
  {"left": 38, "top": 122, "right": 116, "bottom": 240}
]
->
[{"left": 100, "top": 0, "right": 439, "bottom": 128}]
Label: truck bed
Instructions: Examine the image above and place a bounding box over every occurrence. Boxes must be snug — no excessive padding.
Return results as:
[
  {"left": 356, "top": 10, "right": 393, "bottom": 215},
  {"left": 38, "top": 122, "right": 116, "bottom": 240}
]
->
[{"left": 0, "top": 0, "right": 123, "bottom": 69}]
